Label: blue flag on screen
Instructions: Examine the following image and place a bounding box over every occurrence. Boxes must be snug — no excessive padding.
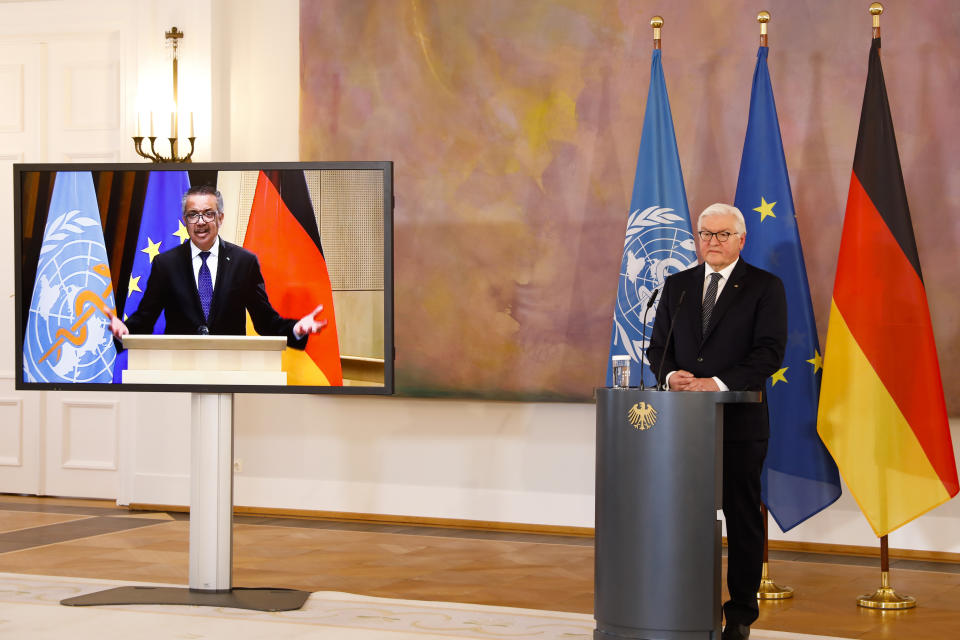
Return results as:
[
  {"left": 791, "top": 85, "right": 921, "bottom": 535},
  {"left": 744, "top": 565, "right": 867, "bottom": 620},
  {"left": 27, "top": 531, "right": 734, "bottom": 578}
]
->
[
  {"left": 607, "top": 48, "right": 698, "bottom": 388},
  {"left": 735, "top": 46, "right": 841, "bottom": 531},
  {"left": 112, "top": 170, "right": 191, "bottom": 382},
  {"left": 23, "top": 172, "right": 117, "bottom": 383}
]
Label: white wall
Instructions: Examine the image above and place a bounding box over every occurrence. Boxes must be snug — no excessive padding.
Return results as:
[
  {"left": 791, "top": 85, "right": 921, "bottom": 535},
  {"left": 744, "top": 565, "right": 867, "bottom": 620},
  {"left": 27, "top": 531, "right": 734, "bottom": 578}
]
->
[{"left": 2, "top": 0, "right": 958, "bottom": 554}]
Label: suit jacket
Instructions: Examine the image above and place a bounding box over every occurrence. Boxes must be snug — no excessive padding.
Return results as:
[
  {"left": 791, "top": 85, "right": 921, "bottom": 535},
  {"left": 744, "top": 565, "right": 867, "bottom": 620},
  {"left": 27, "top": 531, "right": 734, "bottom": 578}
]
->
[
  {"left": 646, "top": 259, "right": 787, "bottom": 441},
  {"left": 125, "top": 239, "right": 307, "bottom": 349}
]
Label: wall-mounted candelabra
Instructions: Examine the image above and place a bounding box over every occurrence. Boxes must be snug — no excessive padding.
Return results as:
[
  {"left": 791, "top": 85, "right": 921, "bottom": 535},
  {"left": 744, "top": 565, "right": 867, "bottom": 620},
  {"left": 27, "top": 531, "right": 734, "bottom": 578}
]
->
[{"left": 133, "top": 27, "right": 196, "bottom": 163}]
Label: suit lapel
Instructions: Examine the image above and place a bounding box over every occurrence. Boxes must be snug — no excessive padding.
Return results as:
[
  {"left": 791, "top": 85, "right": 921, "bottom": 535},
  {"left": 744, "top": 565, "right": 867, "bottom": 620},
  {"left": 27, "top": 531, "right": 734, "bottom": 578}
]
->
[
  {"left": 682, "top": 264, "right": 707, "bottom": 343},
  {"left": 208, "top": 239, "right": 233, "bottom": 324},
  {"left": 177, "top": 241, "right": 206, "bottom": 323},
  {"left": 701, "top": 259, "right": 747, "bottom": 343}
]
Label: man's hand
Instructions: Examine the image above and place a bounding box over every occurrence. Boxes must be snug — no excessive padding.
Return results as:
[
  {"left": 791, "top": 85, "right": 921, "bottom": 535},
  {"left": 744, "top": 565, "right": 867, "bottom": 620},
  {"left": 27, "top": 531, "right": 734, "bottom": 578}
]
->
[
  {"left": 684, "top": 377, "right": 720, "bottom": 392},
  {"left": 294, "top": 304, "right": 328, "bottom": 337},
  {"left": 669, "top": 370, "right": 695, "bottom": 390},
  {"left": 669, "top": 371, "right": 719, "bottom": 392},
  {"left": 106, "top": 310, "right": 129, "bottom": 339}
]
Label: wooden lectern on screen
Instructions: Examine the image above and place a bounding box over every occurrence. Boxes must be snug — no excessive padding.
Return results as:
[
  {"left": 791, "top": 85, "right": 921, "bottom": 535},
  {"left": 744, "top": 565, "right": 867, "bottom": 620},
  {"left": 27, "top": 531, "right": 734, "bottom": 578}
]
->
[{"left": 120, "top": 334, "right": 287, "bottom": 385}]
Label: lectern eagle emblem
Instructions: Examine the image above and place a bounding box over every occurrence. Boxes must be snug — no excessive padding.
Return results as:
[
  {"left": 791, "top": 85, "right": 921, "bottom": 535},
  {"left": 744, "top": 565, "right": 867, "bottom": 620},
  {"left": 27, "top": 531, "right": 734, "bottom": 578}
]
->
[{"left": 627, "top": 402, "right": 657, "bottom": 431}]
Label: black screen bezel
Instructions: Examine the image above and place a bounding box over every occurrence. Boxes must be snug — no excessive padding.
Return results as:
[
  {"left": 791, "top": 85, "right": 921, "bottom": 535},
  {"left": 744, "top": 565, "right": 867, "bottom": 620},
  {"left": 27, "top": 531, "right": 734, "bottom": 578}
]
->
[{"left": 13, "top": 161, "right": 394, "bottom": 395}]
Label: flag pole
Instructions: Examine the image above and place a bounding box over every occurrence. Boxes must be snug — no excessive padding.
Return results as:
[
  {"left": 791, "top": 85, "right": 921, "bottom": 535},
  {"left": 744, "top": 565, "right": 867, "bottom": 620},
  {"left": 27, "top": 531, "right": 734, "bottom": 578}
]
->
[
  {"left": 748, "top": 7, "right": 796, "bottom": 603},
  {"left": 757, "top": 9, "right": 769, "bottom": 47},
  {"left": 854, "top": 6, "right": 916, "bottom": 611},
  {"left": 651, "top": 15, "right": 662, "bottom": 50},
  {"left": 858, "top": 534, "right": 916, "bottom": 609},
  {"left": 758, "top": 504, "right": 793, "bottom": 599}
]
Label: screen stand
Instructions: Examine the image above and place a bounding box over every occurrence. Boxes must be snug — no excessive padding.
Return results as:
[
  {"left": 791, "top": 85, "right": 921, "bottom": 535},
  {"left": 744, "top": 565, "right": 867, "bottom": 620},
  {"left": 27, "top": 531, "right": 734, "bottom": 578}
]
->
[{"left": 61, "top": 392, "right": 310, "bottom": 611}]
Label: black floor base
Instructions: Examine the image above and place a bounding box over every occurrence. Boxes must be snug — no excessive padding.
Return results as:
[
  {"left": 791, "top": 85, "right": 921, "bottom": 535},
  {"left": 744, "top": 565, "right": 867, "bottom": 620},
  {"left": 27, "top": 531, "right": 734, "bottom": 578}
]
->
[{"left": 60, "top": 586, "right": 311, "bottom": 611}]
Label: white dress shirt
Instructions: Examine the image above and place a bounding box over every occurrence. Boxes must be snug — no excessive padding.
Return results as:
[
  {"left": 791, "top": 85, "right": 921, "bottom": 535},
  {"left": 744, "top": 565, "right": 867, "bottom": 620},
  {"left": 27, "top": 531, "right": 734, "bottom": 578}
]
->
[
  {"left": 189, "top": 237, "right": 220, "bottom": 290},
  {"left": 702, "top": 258, "right": 738, "bottom": 304}
]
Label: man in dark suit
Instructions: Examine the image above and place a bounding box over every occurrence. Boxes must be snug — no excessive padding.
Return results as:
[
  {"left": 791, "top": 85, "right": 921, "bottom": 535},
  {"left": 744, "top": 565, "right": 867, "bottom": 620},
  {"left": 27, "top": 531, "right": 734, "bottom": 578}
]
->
[
  {"left": 647, "top": 203, "right": 787, "bottom": 640},
  {"left": 108, "top": 185, "right": 327, "bottom": 345}
]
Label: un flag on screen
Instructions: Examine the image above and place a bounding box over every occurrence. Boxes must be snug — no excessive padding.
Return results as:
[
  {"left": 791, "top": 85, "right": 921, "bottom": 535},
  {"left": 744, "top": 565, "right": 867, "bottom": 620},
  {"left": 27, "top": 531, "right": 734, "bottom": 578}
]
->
[{"left": 23, "top": 172, "right": 118, "bottom": 384}]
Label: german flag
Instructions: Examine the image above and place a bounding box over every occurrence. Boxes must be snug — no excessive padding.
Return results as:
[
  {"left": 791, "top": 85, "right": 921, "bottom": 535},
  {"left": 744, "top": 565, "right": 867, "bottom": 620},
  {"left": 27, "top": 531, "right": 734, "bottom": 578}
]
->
[
  {"left": 244, "top": 171, "right": 343, "bottom": 385},
  {"left": 817, "top": 38, "right": 958, "bottom": 537}
]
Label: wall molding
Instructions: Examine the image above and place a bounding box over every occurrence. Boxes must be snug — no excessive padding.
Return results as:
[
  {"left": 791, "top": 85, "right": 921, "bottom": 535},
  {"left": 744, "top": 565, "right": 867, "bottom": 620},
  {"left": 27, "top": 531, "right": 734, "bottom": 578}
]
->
[
  {"left": 59, "top": 399, "right": 119, "bottom": 470},
  {"left": 0, "top": 398, "right": 24, "bottom": 466}
]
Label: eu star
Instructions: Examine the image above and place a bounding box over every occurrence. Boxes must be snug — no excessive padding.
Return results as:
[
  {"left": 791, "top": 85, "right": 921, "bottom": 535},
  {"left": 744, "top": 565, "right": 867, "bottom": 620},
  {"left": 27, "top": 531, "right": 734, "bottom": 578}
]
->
[
  {"left": 770, "top": 367, "right": 788, "bottom": 386},
  {"left": 128, "top": 275, "right": 142, "bottom": 297},
  {"left": 754, "top": 197, "right": 777, "bottom": 222},
  {"left": 807, "top": 350, "right": 823, "bottom": 374},
  {"left": 174, "top": 221, "right": 191, "bottom": 244},
  {"left": 140, "top": 237, "right": 162, "bottom": 263}
]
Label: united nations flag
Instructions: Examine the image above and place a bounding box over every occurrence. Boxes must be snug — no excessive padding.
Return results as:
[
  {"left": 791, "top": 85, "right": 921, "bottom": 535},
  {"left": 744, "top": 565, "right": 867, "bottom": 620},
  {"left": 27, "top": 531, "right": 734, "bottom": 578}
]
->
[
  {"left": 606, "top": 45, "right": 697, "bottom": 388},
  {"left": 22, "top": 172, "right": 118, "bottom": 383}
]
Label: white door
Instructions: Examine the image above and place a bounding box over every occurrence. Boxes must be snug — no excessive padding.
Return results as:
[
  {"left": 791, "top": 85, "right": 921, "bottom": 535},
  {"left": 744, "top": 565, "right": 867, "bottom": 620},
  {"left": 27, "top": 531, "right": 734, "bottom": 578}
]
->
[
  {"left": 0, "top": 33, "right": 130, "bottom": 500},
  {"left": 0, "top": 42, "right": 46, "bottom": 495}
]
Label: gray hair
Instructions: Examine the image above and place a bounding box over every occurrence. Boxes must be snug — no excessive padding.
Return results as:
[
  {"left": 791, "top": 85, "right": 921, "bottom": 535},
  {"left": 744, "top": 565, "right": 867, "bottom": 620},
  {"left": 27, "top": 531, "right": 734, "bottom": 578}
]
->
[
  {"left": 182, "top": 184, "right": 224, "bottom": 215},
  {"left": 697, "top": 203, "right": 746, "bottom": 236}
]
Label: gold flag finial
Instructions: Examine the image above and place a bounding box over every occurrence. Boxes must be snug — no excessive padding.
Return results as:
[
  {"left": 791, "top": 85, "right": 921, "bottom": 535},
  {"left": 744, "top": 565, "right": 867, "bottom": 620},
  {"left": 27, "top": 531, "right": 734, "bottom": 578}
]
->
[
  {"left": 651, "top": 16, "right": 663, "bottom": 50},
  {"left": 758, "top": 11, "right": 770, "bottom": 46},
  {"left": 870, "top": 3, "right": 883, "bottom": 38}
]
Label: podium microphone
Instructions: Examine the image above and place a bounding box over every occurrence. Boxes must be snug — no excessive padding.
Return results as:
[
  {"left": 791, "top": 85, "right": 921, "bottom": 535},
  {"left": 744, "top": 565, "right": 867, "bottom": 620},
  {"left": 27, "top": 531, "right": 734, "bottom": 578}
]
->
[
  {"left": 638, "top": 288, "right": 660, "bottom": 390},
  {"left": 656, "top": 289, "right": 686, "bottom": 391}
]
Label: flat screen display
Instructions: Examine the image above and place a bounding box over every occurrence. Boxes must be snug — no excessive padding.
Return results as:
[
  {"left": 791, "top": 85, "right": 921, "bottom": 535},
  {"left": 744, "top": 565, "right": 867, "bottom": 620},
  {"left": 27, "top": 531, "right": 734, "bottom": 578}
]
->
[{"left": 14, "top": 162, "right": 393, "bottom": 394}]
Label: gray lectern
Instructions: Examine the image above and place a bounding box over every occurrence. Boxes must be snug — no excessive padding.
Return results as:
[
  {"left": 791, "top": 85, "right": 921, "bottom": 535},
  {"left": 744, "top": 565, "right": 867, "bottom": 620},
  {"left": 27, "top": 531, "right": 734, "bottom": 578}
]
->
[{"left": 594, "top": 388, "right": 760, "bottom": 640}]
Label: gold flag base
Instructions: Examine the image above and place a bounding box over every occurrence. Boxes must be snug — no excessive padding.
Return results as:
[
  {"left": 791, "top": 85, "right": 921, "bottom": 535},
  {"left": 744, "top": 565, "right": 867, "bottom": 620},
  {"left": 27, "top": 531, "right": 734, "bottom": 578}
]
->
[
  {"left": 857, "top": 571, "right": 916, "bottom": 609},
  {"left": 757, "top": 562, "right": 794, "bottom": 600}
]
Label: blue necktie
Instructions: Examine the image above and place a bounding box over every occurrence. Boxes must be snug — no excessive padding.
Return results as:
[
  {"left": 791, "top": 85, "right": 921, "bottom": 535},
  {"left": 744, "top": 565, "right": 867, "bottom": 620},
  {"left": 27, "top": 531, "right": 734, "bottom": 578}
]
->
[{"left": 198, "top": 251, "right": 213, "bottom": 320}]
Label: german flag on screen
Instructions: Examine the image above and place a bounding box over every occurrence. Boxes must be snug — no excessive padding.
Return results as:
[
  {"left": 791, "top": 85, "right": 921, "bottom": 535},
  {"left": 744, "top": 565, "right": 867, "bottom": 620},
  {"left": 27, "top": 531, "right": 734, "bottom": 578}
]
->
[
  {"left": 244, "top": 171, "right": 343, "bottom": 386},
  {"left": 817, "top": 38, "right": 958, "bottom": 537}
]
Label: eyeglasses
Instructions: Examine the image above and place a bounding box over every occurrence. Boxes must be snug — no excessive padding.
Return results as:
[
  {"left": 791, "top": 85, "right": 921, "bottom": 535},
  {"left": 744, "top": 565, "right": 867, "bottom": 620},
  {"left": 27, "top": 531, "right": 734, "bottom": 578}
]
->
[
  {"left": 697, "top": 230, "right": 739, "bottom": 243},
  {"left": 184, "top": 209, "right": 219, "bottom": 223}
]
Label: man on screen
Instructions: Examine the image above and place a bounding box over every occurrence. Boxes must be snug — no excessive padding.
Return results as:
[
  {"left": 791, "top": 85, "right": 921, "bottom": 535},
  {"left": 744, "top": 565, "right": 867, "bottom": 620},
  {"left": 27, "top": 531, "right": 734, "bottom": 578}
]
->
[
  {"left": 108, "top": 185, "right": 327, "bottom": 346},
  {"left": 647, "top": 203, "right": 787, "bottom": 640}
]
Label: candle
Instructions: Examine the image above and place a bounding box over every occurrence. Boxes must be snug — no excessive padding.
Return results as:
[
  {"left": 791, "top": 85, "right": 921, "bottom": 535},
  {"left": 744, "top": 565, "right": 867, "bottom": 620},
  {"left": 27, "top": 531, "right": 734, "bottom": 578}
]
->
[
  {"left": 149, "top": 112, "right": 154, "bottom": 137},
  {"left": 136, "top": 112, "right": 141, "bottom": 137},
  {"left": 189, "top": 112, "right": 194, "bottom": 138},
  {"left": 170, "top": 112, "right": 176, "bottom": 139}
]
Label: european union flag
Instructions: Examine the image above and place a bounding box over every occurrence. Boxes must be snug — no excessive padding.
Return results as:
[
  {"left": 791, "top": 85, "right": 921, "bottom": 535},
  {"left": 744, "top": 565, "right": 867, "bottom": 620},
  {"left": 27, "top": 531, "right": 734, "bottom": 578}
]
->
[
  {"left": 112, "top": 170, "right": 191, "bottom": 382},
  {"left": 736, "top": 46, "right": 841, "bottom": 531},
  {"left": 23, "top": 172, "right": 117, "bottom": 383},
  {"left": 607, "top": 48, "right": 697, "bottom": 388}
]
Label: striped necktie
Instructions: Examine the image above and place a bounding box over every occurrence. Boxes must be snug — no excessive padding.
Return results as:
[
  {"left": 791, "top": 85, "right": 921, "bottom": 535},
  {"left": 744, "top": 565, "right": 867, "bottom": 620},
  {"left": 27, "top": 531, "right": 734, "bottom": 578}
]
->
[{"left": 702, "top": 272, "right": 721, "bottom": 335}]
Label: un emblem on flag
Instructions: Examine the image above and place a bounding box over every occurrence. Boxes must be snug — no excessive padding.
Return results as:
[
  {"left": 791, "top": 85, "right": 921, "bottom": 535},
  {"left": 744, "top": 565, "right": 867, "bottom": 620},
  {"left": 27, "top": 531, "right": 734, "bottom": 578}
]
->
[
  {"left": 613, "top": 206, "right": 697, "bottom": 362},
  {"left": 23, "top": 210, "right": 117, "bottom": 384},
  {"left": 627, "top": 402, "right": 658, "bottom": 431}
]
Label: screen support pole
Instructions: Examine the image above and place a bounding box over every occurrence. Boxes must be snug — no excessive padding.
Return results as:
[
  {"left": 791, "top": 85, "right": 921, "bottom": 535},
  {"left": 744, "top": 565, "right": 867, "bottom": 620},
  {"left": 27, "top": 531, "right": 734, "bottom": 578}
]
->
[
  {"left": 61, "top": 391, "right": 310, "bottom": 611},
  {"left": 190, "top": 392, "right": 234, "bottom": 590}
]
